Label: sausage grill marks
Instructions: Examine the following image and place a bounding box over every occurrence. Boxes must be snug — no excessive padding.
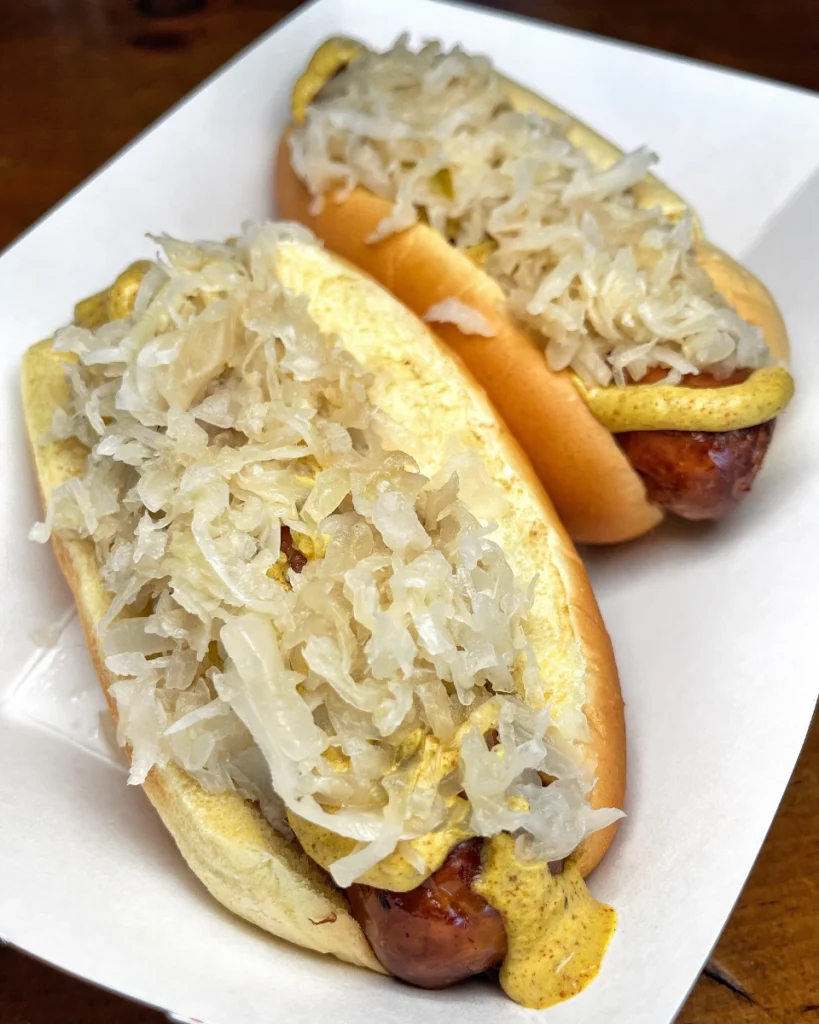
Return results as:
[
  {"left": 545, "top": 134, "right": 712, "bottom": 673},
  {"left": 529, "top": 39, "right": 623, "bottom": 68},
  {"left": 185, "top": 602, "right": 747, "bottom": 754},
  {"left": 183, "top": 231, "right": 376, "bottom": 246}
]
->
[
  {"left": 347, "top": 839, "right": 508, "bottom": 989},
  {"left": 619, "top": 369, "right": 776, "bottom": 520}
]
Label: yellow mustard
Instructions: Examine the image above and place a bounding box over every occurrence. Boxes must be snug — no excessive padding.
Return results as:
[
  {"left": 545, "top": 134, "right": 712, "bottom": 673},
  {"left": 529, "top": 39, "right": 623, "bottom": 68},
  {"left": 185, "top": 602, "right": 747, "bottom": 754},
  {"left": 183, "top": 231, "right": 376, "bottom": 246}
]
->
[
  {"left": 265, "top": 556, "right": 291, "bottom": 587},
  {"left": 430, "top": 168, "right": 454, "bottom": 200},
  {"left": 266, "top": 529, "right": 324, "bottom": 587},
  {"left": 291, "top": 530, "right": 328, "bottom": 560},
  {"left": 572, "top": 365, "right": 794, "bottom": 432},
  {"left": 290, "top": 38, "right": 363, "bottom": 124},
  {"left": 464, "top": 239, "right": 498, "bottom": 269},
  {"left": 287, "top": 701, "right": 500, "bottom": 890},
  {"left": 287, "top": 797, "right": 472, "bottom": 892},
  {"left": 474, "top": 833, "right": 616, "bottom": 1009},
  {"left": 74, "top": 261, "right": 152, "bottom": 328}
]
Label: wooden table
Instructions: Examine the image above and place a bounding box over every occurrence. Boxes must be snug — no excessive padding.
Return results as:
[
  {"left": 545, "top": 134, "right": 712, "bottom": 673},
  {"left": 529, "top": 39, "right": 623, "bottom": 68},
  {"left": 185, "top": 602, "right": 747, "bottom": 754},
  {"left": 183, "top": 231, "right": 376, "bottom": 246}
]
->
[{"left": 1, "top": 2, "right": 817, "bottom": 1021}]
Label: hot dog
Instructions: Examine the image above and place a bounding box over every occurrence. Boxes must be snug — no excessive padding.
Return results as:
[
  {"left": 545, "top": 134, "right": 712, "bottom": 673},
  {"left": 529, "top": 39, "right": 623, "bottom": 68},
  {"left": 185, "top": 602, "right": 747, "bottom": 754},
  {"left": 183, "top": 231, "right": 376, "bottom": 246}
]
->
[
  {"left": 22, "top": 224, "right": 625, "bottom": 1008},
  {"left": 347, "top": 838, "right": 508, "bottom": 988},
  {"left": 276, "top": 37, "right": 795, "bottom": 543},
  {"left": 619, "top": 420, "right": 775, "bottom": 520},
  {"left": 614, "top": 368, "right": 776, "bottom": 518}
]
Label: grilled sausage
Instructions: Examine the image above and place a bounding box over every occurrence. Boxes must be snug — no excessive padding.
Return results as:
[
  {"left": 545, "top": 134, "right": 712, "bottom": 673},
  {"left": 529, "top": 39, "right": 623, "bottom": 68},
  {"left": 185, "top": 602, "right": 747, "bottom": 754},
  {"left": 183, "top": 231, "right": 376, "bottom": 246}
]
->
[
  {"left": 618, "top": 420, "right": 775, "bottom": 520},
  {"left": 346, "top": 838, "right": 507, "bottom": 988},
  {"left": 619, "top": 370, "right": 776, "bottom": 520},
  {"left": 280, "top": 525, "right": 308, "bottom": 573}
]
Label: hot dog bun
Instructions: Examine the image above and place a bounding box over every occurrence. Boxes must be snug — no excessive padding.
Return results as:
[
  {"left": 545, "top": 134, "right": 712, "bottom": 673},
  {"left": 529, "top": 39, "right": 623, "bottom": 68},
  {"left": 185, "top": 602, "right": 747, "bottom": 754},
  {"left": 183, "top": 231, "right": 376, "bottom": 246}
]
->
[
  {"left": 22, "top": 237, "right": 624, "bottom": 970},
  {"left": 276, "top": 69, "right": 790, "bottom": 544},
  {"left": 22, "top": 335, "right": 384, "bottom": 973}
]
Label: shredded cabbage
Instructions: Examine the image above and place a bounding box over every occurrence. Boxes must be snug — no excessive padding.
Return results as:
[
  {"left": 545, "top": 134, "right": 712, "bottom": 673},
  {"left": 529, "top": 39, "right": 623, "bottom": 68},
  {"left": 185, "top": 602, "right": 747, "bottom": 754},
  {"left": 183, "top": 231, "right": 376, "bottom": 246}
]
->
[
  {"left": 290, "top": 37, "right": 771, "bottom": 387},
  {"left": 424, "top": 298, "right": 496, "bottom": 337},
  {"left": 34, "top": 222, "right": 620, "bottom": 884}
]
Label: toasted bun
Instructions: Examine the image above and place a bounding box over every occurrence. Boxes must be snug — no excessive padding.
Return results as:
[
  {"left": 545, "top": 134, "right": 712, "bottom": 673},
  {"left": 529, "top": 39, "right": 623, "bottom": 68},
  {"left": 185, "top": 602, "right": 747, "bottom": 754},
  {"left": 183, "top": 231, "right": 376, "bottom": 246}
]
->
[
  {"left": 276, "top": 67, "right": 790, "bottom": 544},
  {"left": 21, "top": 240, "right": 624, "bottom": 972}
]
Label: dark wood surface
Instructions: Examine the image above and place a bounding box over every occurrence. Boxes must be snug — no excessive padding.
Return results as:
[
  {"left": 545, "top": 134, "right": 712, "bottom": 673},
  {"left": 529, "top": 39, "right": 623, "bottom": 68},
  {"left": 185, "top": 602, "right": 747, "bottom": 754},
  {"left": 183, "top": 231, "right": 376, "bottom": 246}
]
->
[{"left": 1, "top": 2, "right": 817, "bottom": 1022}]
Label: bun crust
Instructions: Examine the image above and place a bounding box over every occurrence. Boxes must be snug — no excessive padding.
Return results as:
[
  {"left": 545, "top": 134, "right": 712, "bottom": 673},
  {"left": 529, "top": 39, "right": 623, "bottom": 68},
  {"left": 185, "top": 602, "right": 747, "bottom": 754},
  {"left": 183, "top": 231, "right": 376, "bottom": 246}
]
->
[
  {"left": 276, "top": 70, "right": 790, "bottom": 544},
  {"left": 21, "top": 240, "right": 624, "bottom": 971}
]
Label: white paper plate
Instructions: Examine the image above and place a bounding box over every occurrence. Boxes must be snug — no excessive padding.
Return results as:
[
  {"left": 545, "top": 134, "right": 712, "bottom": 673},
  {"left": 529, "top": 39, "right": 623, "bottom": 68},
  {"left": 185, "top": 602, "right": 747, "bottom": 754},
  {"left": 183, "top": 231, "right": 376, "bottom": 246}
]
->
[{"left": 1, "top": 2, "right": 818, "bottom": 1021}]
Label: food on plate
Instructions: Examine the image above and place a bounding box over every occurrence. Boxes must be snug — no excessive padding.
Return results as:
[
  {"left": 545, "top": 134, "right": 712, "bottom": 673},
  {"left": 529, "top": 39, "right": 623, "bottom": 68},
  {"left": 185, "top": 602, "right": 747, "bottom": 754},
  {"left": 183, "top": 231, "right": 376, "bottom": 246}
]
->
[
  {"left": 22, "top": 223, "right": 625, "bottom": 1008},
  {"left": 277, "top": 37, "right": 795, "bottom": 543}
]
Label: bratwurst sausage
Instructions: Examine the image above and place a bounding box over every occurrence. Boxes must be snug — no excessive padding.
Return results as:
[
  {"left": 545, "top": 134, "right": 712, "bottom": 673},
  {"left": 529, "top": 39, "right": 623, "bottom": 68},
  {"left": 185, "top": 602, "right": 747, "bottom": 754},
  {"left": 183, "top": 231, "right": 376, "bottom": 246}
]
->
[
  {"left": 619, "top": 420, "right": 775, "bottom": 521},
  {"left": 346, "top": 838, "right": 507, "bottom": 988},
  {"left": 618, "top": 371, "right": 776, "bottom": 520}
]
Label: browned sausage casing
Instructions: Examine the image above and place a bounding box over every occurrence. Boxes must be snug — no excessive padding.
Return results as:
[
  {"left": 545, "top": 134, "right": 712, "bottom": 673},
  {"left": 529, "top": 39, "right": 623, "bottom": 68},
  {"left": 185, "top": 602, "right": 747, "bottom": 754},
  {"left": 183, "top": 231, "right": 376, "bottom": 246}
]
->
[
  {"left": 619, "top": 420, "right": 775, "bottom": 520},
  {"left": 619, "top": 370, "right": 776, "bottom": 520},
  {"left": 346, "top": 838, "right": 507, "bottom": 988},
  {"left": 280, "top": 525, "right": 308, "bottom": 573}
]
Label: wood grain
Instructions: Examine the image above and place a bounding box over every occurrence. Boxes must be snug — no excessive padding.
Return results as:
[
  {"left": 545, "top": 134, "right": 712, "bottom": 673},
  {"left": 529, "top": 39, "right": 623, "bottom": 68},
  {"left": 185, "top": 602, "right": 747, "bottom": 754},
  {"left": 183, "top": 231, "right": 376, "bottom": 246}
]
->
[
  {"left": 468, "top": 0, "right": 819, "bottom": 92},
  {"left": 1, "top": 2, "right": 817, "bottom": 1022},
  {"left": 679, "top": 708, "right": 818, "bottom": 1024}
]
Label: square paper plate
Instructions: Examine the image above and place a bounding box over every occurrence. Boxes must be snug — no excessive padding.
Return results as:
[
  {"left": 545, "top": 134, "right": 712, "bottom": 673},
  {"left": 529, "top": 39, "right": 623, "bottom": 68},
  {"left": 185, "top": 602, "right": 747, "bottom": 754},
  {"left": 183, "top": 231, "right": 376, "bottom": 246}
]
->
[{"left": 1, "top": 1, "right": 818, "bottom": 1021}]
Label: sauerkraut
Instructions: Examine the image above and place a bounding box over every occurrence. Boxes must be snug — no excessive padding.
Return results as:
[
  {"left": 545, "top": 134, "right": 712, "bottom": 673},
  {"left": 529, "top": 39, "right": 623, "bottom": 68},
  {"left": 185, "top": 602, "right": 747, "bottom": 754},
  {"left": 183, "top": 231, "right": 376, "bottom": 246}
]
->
[
  {"left": 424, "top": 298, "right": 496, "bottom": 337},
  {"left": 33, "top": 223, "right": 620, "bottom": 886},
  {"left": 290, "top": 38, "right": 771, "bottom": 388}
]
